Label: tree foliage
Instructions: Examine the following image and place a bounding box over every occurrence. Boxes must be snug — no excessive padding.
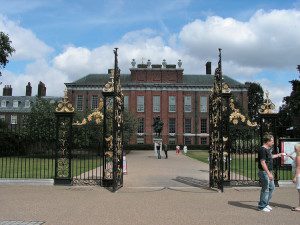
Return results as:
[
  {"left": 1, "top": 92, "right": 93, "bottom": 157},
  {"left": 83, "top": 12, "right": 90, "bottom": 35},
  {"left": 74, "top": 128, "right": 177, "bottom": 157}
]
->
[
  {"left": 123, "top": 109, "right": 138, "bottom": 145},
  {"left": 22, "top": 98, "right": 56, "bottom": 141},
  {"left": 0, "top": 31, "right": 15, "bottom": 76},
  {"left": 73, "top": 108, "right": 138, "bottom": 146},
  {"left": 278, "top": 79, "right": 300, "bottom": 136},
  {"left": 246, "top": 82, "right": 264, "bottom": 121}
]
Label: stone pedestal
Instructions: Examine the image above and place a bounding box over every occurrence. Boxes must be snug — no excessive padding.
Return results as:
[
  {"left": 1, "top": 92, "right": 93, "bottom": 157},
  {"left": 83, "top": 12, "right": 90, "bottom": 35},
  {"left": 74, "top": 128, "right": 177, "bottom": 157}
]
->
[{"left": 153, "top": 138, "right": 162, "bottom": 158}]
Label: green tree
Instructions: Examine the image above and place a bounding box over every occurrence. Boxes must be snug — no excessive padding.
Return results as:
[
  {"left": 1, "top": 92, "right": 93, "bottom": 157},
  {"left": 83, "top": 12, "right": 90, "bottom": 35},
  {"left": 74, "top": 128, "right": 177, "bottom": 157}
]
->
[
  {"left": 22, "top": 98, "right": 56, "bottom": 141},
  {"left": 246, "top": 82, "right": 264, "bottom": 121},
  {"left": 72, "top": 108, "right": 138, "bottom": 146},
  {"left": 278, "top": 79, "right": 300, "bottom": 137},
  {"left": 0, "top": 31, "right": 15, "bottom": 77},
  {"left": 123, "top": 109, "right": 138, "bottom": 145}
]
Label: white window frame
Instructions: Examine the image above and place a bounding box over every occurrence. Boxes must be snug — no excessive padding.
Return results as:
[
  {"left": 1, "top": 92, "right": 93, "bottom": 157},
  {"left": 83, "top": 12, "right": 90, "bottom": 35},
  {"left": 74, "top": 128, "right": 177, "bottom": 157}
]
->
[
  {"left": 169, "top": 118, "right": 176, "bottom": 133},
  {"left": 184, "top": 118, "right": 192, "bottom": 133},
  {"left": 124, "top": 96, "right": 129, "bottom": 109},
  {"left": 201, "top": 118, "right": 208, "bottom": 133},
  {"left": 25, "top": 100, "right": 30, "bottom": 108},
  {"left": 1, "top": 100, "right": 7, "bottom": 108},
  {"left": 137, "top": 96, "right": 144, "bottom": 112},
  {"left": 153, "top": 96, "right": 160, "bottom": 112},
  {"left": 169, "top": 96, "right": 176, "bottom": 112},
  {"left": 137, "top": 117, "right": 144, "bottom": 133},
  {"left": 13, "top": 100, "right": 19, "bottom": 108},
  {"left": 11, "top": 115, "right": 17, "bottom": 125},
  {"left": 0, "top": 115, "right": 5, "bottom": 121},
  {"left": 91, "top": 95, "right": 98, "bottom": 110},
  {"left": 76, "top": 95, "right": 83, "bottom": 111},
  {"left": 200, "top": 96, "right": 208, "bottom": 113},
  {"left": 184, "top": 96, "right": 192, "bottom": 112},
  {"left": 136, "top": 137, "right": 144, "bottom": 144},
  {"left": 168, "top": 137, "right": 176, "bottom": 145}
]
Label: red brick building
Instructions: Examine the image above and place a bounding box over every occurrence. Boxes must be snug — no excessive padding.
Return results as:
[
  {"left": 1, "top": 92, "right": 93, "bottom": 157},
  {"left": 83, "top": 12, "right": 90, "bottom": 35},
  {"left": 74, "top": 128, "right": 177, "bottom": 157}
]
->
[{"left": 65, "top": 60, "right": 248, "bottom": 145}]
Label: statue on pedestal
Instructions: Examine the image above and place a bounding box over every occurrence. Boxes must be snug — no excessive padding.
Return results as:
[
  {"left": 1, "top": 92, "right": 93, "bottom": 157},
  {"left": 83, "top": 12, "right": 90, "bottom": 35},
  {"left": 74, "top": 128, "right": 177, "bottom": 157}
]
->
[{"left": 152, "top": 116, "right": 164, "bottom": 138}]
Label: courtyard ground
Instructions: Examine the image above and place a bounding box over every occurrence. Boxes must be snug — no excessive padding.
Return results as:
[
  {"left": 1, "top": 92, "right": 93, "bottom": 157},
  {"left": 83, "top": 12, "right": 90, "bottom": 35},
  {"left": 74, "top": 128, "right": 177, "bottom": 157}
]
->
[{"left": 0, "top": 151, "right": 299, "bottom": 225}]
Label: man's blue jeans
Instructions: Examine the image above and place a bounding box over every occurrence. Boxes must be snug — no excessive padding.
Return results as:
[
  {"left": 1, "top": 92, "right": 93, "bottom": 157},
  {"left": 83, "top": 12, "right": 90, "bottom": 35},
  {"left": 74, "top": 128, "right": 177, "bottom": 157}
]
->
[{"left": 258, "top": 171, "right": 275, "bottom": 209}]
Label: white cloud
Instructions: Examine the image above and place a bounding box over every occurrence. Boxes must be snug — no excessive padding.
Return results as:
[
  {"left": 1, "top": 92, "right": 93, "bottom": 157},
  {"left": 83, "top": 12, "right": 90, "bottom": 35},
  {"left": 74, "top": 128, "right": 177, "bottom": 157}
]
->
[
  {"left": 0, "top": 15, "right": 53, "bottom": 61},
  {"left": 256, "top": 78, "right": 292, "bottom": 111},
  {"left": 179, "top": 9, "right": 300, "bottom": 69},
  {"left": 2, "top": 60, "right": 68, "bottom": 96},
  {"left": 2, "top": 8, "right": 299, "bottom": 109},
  {"left": 53, "top": 29, "right": 184, "bottom": 79}
]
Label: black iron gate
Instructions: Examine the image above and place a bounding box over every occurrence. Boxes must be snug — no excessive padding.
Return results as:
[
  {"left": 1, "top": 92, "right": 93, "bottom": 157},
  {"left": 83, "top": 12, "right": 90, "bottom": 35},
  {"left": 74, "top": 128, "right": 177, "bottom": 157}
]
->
[
  {"left": 54, "top": 48, "right": 124, "bottom": 190},
  {"left": 209, "top": 49, "right": 282, "bottom": 191},
  {"left": 209, "top": 48, "right": 225, "bottom": 191},
  {"left": 101, "top": 48, "right": 124, "bottom": 191}
]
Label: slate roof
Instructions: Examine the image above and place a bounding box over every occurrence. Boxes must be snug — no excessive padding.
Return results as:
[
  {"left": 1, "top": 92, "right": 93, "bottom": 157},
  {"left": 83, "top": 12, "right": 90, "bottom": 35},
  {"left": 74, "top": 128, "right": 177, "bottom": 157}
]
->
[
  {"left": 66, "top": 74, "right": 244, "bottom": 88},
  {"left": 0, "top": 96, "right": 61, "bottom": 113}
]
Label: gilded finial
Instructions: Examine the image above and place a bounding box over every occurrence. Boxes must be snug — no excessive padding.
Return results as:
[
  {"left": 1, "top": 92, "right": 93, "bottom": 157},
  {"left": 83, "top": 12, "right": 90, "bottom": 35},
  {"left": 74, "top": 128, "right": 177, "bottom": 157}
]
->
[
  {"left": 55, "top": 88, "right": 75, "bottom": 113},
  {"left": 259, "top": 90, "right": 276, "bottom": 114}
]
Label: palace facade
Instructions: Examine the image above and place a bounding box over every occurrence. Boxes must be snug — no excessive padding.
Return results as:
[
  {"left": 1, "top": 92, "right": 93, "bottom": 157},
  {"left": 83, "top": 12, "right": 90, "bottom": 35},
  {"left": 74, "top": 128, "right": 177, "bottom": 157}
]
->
[{"left": 65, "top": 60, "right": 248, "bottom": 146}]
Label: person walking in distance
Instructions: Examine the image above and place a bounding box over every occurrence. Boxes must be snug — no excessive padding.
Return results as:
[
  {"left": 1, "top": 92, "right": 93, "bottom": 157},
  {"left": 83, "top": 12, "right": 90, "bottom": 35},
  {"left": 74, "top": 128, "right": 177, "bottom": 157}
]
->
[
  {"left": 163, "top": 144, "right": 168, "bottom": 159},
  {"left": 257, "top": 134, "right": 286, "bottom": 212},
  {"left": 176, "top": 145, "right": 180, "bottom": 155}
]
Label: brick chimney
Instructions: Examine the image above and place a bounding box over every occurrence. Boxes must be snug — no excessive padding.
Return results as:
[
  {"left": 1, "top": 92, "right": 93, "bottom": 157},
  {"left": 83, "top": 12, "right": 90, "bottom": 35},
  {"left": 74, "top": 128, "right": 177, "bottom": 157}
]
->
[
  {"left": 3, "top": 85, "right": 12, "bottom": 96},
  {"left": 206, "top": 62, "right": 212, "bottom": 75},
  {"left": 26, "top": 82, "right": 32, "bottom": 96},
  {"left": 37, "top": 81, "right": 46, "bottom": 97}
]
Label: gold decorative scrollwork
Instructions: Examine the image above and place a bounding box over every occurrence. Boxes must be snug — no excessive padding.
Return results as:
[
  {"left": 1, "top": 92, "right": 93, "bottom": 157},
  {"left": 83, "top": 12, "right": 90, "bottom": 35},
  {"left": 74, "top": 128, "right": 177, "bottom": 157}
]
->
[
  {"left": 229, "top": 98, "right": 257, "bottom": 127},
  {"left": 56, "top": 89, "right": 75, "bottom": 113},
  {"left": 57, "top": 158, "right": 69, "bottom": 177},
  {"left": 105, "top": 135, "right": 113, "bottom": 150},
  {"left": 259, "top": 90, "right": 275, "bottom": 114},
  {"left": 73, "top": 98, "right": 104, "bottom": 125},
  {"left": 222, "top": 83, "right": 231, "bottom": 93},
  {"left": 103, "top": 70, "right": 115, "bottom": 93}
]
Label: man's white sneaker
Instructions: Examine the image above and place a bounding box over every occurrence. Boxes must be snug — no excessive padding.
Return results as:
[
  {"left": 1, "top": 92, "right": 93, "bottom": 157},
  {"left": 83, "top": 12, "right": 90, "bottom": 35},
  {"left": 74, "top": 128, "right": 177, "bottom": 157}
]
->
[
  {"left": 266, "top": 205, "right": 272, "bottom": 211},
  {"left": 258, "top": 207, "right": 271, "bottom": 212}
]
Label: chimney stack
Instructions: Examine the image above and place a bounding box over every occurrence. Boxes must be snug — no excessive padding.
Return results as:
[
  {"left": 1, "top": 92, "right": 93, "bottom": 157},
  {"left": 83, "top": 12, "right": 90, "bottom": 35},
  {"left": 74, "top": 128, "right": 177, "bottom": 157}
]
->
[
  {"left": 3, "top": 85, "right": 12, "bottom": 96},
  {"left": 206, "top": 62, "right": 212, "bottom": 75},
  {"left": 37, "top": 81, "right": 46, "bottom": 97},
  {"left": 26, "top": 82, "right": 32, "bottom": 96}
]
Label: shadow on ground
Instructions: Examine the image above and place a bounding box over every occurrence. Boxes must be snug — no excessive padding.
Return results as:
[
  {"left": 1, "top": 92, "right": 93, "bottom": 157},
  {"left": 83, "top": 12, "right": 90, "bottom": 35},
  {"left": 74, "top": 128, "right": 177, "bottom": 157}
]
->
[
  {"left": 228, "top": 201, "right": 292, "bottom": 211},
  {"left": 172, "top": 176, "right": 209, "bottom": 188}
]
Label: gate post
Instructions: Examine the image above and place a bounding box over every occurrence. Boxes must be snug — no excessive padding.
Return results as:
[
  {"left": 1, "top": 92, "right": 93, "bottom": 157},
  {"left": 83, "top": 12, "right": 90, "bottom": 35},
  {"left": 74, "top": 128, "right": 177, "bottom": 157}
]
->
[
  {"left": 54, "top": 90, "right": 75, "bottom": 185},
  {"left": 102, "top": 48, "right": 124, "bottom": 192},
  {"left": 209, "top": 48, "right": 225, "bottom": 192},
  {"left": 259, "top": 91, "right": 279, "bottom": 186},
  {"left": 221, "top": 87, "right": 232, "bottom": 185}
]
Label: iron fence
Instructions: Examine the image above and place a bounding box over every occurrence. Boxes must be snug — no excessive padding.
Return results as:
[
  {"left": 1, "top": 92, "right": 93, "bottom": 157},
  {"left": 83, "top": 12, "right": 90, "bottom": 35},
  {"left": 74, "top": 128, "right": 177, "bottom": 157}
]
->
[
  {"left": 0, "top": 124, "right": 55, "bottom": 179},
  {"left": 0, "top": 123, "right": 103, "bottom": 184}
]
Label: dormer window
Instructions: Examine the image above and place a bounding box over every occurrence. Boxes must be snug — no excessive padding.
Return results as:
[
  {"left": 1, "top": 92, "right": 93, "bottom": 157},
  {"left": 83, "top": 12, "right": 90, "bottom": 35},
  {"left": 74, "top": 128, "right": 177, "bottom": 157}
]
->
[
  {"left": 1, "top": 100, "right": 6, "bottom": 107},
  {"left": 25, "top": 100, "right": 30, "bottom": 108},
  {"left": 13, "top": 100, "right": 19, "bottom": 108}
]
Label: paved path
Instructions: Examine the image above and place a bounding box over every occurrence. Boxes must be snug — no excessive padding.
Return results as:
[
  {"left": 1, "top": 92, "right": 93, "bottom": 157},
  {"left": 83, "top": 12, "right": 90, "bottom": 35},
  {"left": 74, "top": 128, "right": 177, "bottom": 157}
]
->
[
  {"left": 0, "top": 150, "right": 299, "bottom": 225},
  {"left": 124, "top": 150, "right": 209, "bottom": 188}
]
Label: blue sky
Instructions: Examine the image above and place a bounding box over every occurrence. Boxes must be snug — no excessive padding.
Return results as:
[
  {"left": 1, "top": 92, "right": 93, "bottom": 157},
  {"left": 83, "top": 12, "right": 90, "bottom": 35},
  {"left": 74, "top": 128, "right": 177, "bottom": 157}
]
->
[{"left": 1, "top": 0, "right": 300, "bottom": 108}]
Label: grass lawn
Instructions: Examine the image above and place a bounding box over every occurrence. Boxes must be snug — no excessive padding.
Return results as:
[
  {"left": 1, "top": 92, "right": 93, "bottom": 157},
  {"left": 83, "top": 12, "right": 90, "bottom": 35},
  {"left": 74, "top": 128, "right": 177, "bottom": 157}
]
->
[
  {"left": 0, "top": 157, "right": 102, "bottom": 179},
  {"left": 187, "top": 151, "right": 293, "bottom": 181}
]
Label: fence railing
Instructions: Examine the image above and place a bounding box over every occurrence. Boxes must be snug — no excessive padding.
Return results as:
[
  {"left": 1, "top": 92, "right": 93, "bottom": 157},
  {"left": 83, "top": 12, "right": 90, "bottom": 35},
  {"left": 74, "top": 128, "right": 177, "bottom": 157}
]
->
[
  {"left": 0, "top": 124, "right": 56, "bottom": 179},
  {"left": 0, "top": 124, "right": 103, "bottom": 183},
  {"left": 228, "top": 128, "right": 293, "bottom": 185}
]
